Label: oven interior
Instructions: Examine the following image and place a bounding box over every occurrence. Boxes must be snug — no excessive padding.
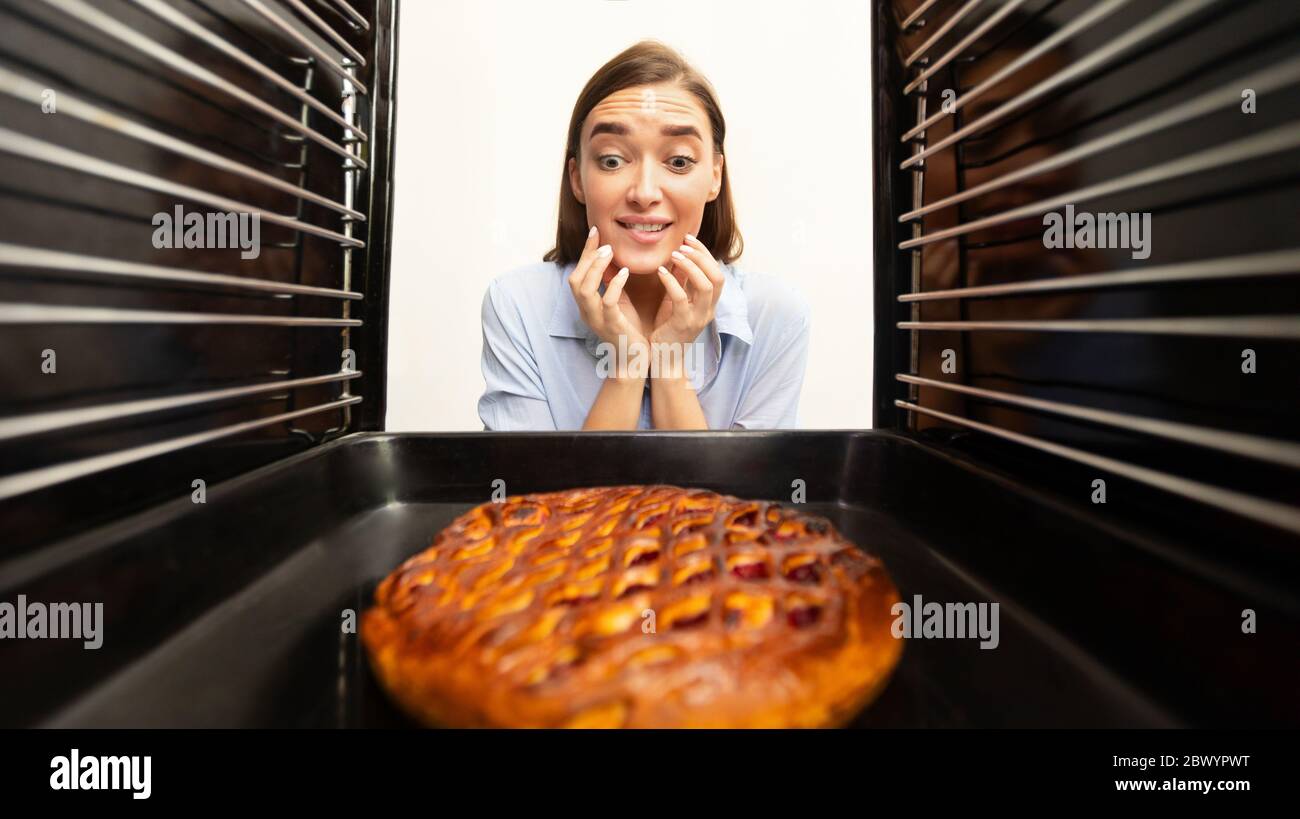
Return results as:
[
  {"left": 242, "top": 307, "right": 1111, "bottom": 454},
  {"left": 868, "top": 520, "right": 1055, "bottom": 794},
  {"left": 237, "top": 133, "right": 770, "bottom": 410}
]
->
[{"left": 0, "top": 0, "right": 1296, "bottom": 727}]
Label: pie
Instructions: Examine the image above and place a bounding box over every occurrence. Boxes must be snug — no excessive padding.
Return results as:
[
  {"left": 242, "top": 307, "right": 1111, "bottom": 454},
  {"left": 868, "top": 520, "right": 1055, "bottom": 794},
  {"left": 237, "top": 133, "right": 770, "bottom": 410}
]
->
[{"left": 361, "top": 485, "right": 903, "bottom": 727}]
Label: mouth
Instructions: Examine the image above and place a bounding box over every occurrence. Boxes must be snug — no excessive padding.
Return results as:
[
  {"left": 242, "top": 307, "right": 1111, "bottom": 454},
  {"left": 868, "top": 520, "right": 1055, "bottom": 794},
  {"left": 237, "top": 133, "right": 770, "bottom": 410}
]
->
[{"left": 616, "top": 220, "right": 673, "bottom": 245}]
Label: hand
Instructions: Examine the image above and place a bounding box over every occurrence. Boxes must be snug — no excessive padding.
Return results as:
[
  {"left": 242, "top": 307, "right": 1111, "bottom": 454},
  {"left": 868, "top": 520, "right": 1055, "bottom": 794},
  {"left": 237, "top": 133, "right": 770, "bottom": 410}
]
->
[
  {"left": 650, "top": 234, "right": 724, "bottom": 347},
  {"left": 567, "top": 225, "right": 647, "bottom": 351}
]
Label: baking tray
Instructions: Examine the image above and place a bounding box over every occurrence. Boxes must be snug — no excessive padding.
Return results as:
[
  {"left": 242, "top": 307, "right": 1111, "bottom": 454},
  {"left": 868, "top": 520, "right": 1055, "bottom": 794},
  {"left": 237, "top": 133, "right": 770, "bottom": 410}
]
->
[{"left": 3, "top": 432, "right": 1295, "bottom": 728}]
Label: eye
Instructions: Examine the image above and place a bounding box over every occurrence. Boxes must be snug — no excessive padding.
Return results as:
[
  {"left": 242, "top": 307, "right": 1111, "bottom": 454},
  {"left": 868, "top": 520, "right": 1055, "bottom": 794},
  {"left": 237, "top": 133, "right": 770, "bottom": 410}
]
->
[{"left": 597, "top": 154, "right": 696, "bottom": 172}]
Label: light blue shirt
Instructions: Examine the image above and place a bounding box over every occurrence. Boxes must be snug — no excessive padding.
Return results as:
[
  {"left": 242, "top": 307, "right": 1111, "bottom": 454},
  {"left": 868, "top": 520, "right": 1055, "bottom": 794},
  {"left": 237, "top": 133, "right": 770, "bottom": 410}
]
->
[{"left": 478, "top": 260, "right": 810, "bottom": 430}]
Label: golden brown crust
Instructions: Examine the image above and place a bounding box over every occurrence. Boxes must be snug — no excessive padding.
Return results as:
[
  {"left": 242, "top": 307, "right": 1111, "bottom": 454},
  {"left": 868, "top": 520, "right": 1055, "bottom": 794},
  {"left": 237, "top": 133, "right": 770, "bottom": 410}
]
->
[{"left": 361, "top": 485, "right": 903, "bottom": 728}]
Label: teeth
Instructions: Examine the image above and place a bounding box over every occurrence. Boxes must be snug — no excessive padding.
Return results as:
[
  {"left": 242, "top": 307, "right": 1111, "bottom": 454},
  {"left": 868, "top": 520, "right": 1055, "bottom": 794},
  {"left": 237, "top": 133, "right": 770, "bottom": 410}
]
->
[{"left": 623, "top": 222, "right": 667, "bottom": 232}]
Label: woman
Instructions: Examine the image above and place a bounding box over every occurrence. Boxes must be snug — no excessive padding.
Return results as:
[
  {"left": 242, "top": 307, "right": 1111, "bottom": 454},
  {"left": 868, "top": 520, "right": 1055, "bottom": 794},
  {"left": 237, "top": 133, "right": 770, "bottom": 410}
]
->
[{"left": 478, "top": 40, "right": 810, "bottom": 430}]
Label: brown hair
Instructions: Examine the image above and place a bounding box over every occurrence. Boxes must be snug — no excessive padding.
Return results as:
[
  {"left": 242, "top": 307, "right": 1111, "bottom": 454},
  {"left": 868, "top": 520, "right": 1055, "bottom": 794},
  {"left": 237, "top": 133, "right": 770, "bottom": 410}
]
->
[{"left": 543, "top": 40, "right": 743, "bottom": 266}]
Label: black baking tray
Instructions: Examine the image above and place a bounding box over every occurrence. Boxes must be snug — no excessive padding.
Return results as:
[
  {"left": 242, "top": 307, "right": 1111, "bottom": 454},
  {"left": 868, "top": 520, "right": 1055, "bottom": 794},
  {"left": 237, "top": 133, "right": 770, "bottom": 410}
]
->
[{"left": 2, "top": 431, "right": 1296, "bottom": 728}]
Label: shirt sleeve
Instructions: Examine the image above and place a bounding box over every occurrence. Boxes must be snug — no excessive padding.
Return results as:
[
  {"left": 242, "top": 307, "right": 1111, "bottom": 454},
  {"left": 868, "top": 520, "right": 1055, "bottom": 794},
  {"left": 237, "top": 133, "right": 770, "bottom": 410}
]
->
[
  {"left": 477, "top": 279, "right": 558, "bottom": 431},
  {"left": 731, "top": 304, "right": 810, "bottom": 430}
]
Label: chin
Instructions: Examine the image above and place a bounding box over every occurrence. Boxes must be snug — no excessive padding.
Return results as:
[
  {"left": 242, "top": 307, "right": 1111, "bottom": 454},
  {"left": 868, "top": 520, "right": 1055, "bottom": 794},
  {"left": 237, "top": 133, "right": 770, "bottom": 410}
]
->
[{"left": 614, "top": 250, "right": 669, "bottom": 275}]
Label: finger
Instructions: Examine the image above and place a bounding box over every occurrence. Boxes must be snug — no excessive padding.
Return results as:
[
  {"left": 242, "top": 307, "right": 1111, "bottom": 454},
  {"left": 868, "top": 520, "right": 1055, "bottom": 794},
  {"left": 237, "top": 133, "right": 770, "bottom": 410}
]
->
[
  {"left": 603, "top": 269, "right": 637, "bottom": 334},
  {"left": 670, "top": 250, "right": 712, "bottom": 304},
  {"left": 680, "top": 237, "right": 724, "bottom": 306},
  {"left": 581, "top": 244, "right": 614, "bottom": 296},
  {"left": 657, "top": 265, "right": 689, "bottom": 307},
  {"left": 568, "top": 225, "right": 600, "bottom": 283},
  {"left": 567, "top": 224, "right": 601, "bottom": 293},
  {"left": 676, "top": 232, "right": 717, "bottom": 271},
  {"left": 665, "top": 260, "right": 687, "bottom": 290},
  {"left": 601, "top": 267, "right": 629, "bottom": 308},
  {"left": 705, "top": 261, "right": 723, "bottom": 309}
]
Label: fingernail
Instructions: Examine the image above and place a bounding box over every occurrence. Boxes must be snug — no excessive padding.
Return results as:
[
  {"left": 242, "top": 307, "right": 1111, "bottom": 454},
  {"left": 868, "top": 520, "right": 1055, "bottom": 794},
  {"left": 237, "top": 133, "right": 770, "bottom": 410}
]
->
[
  {"left": 596, "top": 244, "right": 612, "bottom": 257},
  {"left": 658, "top": 266, "right": 670, "bottom": 275},
  {"left": 679, "top": 245, "right": 692, "bottom": 253},
  {"left": 618, "top": 267, "right": 629, "bottom": 277},
  {"left": 588, "top": 225, "right": 598, "bottom": 238},
  {"left": 686, "top": 233, "right": 696, "bottom": 242},
  {"left": 671, "top": 251, "right": 685, "bottom": 262}
]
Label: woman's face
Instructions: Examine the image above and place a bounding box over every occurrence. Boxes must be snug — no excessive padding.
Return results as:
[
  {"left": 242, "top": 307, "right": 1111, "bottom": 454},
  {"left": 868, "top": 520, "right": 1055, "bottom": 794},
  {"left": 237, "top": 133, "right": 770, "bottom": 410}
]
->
[{"left": 569, "top": 82, "right": 723, "bottom": 275}]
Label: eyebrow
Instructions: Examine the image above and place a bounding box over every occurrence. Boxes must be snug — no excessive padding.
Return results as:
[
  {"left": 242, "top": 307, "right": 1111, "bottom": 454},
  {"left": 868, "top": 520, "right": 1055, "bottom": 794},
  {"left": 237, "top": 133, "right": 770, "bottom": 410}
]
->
[{"left": 588, "top": 121, "right": 704, "bottom": 141}]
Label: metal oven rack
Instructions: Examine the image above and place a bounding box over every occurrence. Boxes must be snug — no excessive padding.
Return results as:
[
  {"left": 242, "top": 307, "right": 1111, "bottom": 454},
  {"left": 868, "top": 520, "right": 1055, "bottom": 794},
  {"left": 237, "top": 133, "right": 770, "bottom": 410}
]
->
[
  {"left": 0, "top": 0, "right": 396, "bottom": 553},
  {"left": 874, "top": 0, "right": 1300, "bottom": 547}
]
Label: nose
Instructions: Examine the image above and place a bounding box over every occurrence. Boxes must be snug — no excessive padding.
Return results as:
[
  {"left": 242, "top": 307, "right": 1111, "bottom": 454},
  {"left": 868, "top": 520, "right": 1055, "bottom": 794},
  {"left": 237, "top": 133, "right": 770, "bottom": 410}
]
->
[{"left": 627, "top": 161, "right": 663, "bottom": 208}]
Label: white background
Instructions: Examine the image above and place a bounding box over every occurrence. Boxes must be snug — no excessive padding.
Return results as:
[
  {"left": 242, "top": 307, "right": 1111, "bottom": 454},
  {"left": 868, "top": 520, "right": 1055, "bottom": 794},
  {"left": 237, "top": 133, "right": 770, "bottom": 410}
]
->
[{"left": 384, "top": 0, "right": 874, "bottom": 430}]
